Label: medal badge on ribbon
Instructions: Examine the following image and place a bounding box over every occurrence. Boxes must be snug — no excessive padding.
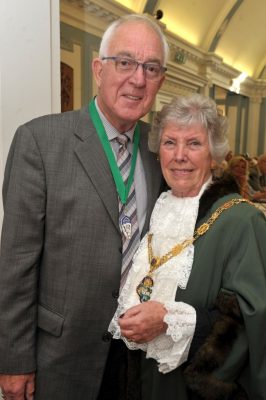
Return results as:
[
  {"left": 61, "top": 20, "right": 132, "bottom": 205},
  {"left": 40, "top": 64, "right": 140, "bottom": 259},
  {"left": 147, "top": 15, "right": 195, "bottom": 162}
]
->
[{"left": 120, "top": 215, "right": 132, "bottom": 240}]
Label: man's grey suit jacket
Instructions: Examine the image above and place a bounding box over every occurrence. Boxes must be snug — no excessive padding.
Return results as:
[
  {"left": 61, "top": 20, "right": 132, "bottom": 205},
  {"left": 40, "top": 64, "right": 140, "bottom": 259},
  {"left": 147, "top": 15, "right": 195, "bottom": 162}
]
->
[{"left": 0, "top": 106, "right": 163, "bottom": 399}]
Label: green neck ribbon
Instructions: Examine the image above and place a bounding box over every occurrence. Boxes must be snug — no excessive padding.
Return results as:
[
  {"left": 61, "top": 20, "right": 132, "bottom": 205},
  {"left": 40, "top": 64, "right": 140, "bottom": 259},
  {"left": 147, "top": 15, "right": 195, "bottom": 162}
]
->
[{"left": 88, "top": 100, "right": 140, "bottom": 204}]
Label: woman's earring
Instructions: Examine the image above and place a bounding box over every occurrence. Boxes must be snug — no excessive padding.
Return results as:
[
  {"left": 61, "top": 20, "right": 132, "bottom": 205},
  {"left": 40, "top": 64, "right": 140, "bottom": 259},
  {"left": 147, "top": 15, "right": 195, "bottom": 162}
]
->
[{"left": 156, "top": 154, "right": 160, "bottom": 161}]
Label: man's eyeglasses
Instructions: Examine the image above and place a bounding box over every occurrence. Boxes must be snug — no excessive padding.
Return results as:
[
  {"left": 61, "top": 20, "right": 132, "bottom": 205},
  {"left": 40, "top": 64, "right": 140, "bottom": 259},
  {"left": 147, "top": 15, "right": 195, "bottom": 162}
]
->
[{"left": 101, "top": 56, "right": 167, "bottom": 81}]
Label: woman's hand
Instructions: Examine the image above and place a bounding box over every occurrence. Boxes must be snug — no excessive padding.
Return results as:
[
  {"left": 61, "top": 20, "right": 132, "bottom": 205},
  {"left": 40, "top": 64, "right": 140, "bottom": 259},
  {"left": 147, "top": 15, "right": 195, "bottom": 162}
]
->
[{"left": 119, "top": 300, "right": 167, "bottom": 343}]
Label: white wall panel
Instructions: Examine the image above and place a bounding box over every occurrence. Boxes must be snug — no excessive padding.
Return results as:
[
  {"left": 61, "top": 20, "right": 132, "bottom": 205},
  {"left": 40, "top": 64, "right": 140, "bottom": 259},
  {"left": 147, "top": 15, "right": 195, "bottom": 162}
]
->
[{"left": 0, "top": 0, "right": 60, "bottom": 228}]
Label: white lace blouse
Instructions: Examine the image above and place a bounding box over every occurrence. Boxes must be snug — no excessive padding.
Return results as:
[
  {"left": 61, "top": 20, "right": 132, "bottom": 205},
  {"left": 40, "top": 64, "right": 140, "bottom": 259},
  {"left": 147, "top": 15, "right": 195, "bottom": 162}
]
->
[{"left": 109, "top": 182, "right": 210, "bottom": 373}]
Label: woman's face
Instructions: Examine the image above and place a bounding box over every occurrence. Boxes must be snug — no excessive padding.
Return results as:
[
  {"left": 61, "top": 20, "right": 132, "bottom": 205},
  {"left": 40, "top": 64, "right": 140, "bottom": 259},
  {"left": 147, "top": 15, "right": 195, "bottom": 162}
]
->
[
  {"left": 159, "top": 123, "right": 212, "bottom": 197},
  {"left": 231, "top": 160, "right": 247, "bottom": 178}
]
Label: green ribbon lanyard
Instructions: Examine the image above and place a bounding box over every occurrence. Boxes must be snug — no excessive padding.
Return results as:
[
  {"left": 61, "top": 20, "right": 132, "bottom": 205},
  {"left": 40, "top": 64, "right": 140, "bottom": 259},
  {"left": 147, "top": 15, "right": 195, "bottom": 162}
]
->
[{"left": 88, "top": 100, "right": 140, "bottom": 205}]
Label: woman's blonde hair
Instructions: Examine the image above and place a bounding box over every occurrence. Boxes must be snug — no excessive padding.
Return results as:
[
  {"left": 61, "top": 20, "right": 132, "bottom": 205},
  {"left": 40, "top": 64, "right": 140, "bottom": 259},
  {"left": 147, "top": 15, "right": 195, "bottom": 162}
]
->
[{"left": 227, "top": 156, "right": 248, "bottom": 174}]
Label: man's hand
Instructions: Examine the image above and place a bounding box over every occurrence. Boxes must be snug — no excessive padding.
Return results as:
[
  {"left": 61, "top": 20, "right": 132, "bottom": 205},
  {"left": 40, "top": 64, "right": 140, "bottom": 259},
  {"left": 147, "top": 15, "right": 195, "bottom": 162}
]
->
[
  {"left": 119, "top": 300, "right": 167, "bottom": 343},
  {"left": 0, "top": 373, "right": 35, "bottom": 400}
]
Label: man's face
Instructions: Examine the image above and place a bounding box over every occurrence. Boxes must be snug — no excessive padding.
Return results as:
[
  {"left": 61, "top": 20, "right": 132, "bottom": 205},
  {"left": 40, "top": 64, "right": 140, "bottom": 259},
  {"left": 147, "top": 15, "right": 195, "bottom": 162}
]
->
[{"left": 93, "top": 22, "right": 165, "bottom": 132}]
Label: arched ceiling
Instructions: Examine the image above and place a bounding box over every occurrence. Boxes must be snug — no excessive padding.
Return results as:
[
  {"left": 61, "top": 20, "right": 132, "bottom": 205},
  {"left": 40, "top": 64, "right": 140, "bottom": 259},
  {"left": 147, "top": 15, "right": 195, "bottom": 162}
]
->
[{"left": 114, "top": 0, "right": 266, "bottom": 80}]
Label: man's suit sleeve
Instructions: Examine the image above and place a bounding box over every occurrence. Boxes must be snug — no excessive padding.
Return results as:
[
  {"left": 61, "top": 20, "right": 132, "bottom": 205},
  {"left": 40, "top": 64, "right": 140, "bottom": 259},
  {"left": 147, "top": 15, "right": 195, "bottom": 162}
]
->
[{"left": 0, "top": 123, "right": 46, "bottom": 374}]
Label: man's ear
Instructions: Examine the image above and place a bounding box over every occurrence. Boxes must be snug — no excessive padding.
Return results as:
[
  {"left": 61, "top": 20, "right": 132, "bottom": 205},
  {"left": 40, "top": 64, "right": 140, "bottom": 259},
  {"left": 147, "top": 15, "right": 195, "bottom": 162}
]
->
[{"left": 92, "top": 58, "right": 103, "bottom": 87}]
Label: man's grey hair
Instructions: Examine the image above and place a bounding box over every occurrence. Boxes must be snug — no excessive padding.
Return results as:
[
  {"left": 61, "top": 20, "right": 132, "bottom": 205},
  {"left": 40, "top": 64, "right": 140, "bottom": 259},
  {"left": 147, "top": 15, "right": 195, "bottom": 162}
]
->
[
  {"left": 99, "top": 14, "right": 169, "bottom": 66},
  {"left": 150, "top": 93, "right": 229, "bottom": 163}
]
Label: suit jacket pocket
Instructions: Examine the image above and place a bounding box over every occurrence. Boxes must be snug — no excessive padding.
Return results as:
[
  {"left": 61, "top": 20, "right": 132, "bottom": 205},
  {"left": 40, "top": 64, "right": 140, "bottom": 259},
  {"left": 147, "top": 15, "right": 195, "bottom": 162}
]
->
[{"left": 37, "top": 303, "right": 65, "bottom": 337}]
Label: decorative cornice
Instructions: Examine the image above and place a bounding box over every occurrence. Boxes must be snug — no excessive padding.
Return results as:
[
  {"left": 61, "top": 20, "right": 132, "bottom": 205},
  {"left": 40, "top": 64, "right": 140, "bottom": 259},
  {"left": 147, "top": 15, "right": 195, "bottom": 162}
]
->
[
  {"left": 167, "top": 61, "right": 207, "bottom": 84},
  {"left": 63, "top": 0, "right": 121, "bottom": 22},
  {"left": 168, "top": 41, "right": 237, "bottom": 82},
  {"left": 61, "top": 0, "right": 123, "bottom": 36},
  {"left": 168, "top": 39, "right": 203, "bottom": 64}
]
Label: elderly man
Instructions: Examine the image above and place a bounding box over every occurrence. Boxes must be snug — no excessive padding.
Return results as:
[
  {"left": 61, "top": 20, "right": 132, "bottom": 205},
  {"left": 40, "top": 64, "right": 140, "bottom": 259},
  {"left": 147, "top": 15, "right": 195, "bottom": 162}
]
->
[
  {"left": 0, "top": 14, "right": 168, "bottom": 400},
  {"left": 249, "top": 153, "right": 266, "bottom": 192},
  {"left": 258, "top": 153, "right": 266, "bottom": 188}
]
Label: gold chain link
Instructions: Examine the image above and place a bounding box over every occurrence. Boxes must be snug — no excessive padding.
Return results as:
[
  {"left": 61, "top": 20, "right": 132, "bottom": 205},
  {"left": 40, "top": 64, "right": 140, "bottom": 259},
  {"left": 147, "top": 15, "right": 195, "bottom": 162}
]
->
[{"left": 147, "top": 198, "right": 253, "bottom": 273}]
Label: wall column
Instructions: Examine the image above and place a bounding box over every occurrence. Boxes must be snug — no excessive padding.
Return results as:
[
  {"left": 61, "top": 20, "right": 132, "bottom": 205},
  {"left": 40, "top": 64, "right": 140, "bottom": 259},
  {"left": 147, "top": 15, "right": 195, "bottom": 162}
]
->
[{"left": 247, "top": 96, "right": 262, "bottom": 156}]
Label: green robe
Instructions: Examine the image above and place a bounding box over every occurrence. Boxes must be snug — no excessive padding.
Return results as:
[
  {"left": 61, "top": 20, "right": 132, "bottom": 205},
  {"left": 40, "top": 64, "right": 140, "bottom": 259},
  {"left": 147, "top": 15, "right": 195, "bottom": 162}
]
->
[{"left": 141, "top": 190, "right": 266, "bottom": 400}]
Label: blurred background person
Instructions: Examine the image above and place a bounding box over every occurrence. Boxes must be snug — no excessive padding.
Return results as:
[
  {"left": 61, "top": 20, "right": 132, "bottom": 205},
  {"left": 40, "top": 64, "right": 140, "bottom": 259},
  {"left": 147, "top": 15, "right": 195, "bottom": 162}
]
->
[
  {"left": 227, "top": 155, "right": 266, "bottom": 201},
  {"left": 249, "top": 153, "right": 266, "bottom": 191}
]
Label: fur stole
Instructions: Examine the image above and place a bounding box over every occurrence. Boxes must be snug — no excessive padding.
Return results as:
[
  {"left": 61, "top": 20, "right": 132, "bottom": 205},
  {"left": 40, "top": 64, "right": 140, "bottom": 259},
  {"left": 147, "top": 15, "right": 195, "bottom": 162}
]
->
[
  {"left": 184, "top": 175, "right": 248, "bottom": 399},
  {"left": 184, "top": 291, "right": 248, "bottom": 399},
  {"left": 197, "top": 174, "right": 240, "bottom": 222}
]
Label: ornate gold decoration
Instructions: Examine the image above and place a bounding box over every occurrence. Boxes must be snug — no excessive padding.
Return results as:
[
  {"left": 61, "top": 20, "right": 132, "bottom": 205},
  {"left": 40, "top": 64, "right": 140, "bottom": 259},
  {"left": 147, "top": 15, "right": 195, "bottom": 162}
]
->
[{"left": 136, "top": 198, "right": 253, "bottom": 302}]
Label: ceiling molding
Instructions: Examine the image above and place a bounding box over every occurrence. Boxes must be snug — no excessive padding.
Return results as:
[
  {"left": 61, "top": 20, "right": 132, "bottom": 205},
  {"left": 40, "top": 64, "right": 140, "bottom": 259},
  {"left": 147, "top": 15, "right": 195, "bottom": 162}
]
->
[
  {"left": 208, "top": 0, "right": 243, "bottom": 52},
  {"left": 201, "top": 0, "right": 237, "bottom": 51},
  {"left": 143, "top": 0, "right": 157, "bottom": 15}
]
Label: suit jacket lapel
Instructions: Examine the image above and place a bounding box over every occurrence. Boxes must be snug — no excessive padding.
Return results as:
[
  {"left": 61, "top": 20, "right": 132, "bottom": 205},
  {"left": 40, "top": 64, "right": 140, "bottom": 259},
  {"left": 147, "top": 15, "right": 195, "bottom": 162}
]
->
[
  {"left": 74, "top": 107, "right": 120, "bottom": 232},
  {"left": 73, "top": 109, "right": 162, "bottom": 237}
]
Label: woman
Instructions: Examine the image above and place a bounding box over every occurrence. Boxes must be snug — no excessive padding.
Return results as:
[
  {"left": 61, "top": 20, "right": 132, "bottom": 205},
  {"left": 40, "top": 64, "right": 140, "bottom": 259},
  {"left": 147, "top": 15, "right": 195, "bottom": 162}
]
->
[
  {"left": 227, "top": 155, "right": 251, "bottom": 198},
  {"left": 109, "top": 94, "right": 266, "bottom": 399},
  {"left": 227, "top": 155, "right": 266, "bottom": 201}
]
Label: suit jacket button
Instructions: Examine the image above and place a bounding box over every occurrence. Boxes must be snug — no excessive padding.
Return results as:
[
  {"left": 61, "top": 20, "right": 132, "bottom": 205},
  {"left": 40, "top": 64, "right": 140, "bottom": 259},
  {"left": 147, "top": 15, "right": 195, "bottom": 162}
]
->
[
  {"left": 102, "top": 332, "right": 112, "bottom": 342},
  {"left": 112, "top": 290, "right": 119, "bottom": 299}
]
